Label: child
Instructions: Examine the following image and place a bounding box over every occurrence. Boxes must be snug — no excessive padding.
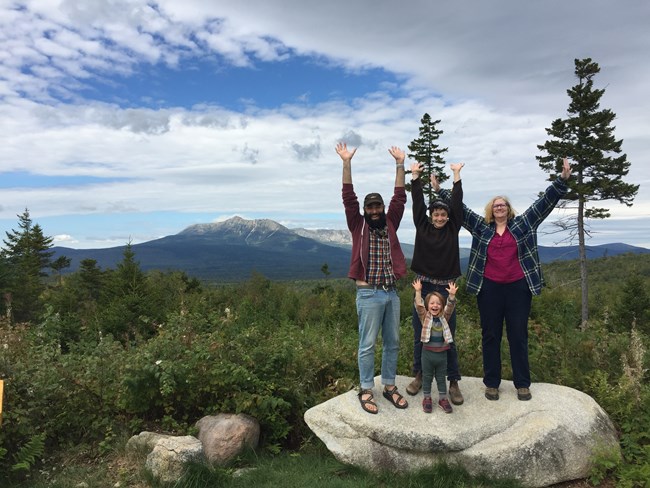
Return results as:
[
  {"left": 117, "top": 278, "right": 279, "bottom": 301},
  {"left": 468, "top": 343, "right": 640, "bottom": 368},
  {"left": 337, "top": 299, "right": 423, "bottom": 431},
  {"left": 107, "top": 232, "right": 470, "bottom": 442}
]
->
[{"left": 412, "top": 278, "right": 458, "bottom": 413}]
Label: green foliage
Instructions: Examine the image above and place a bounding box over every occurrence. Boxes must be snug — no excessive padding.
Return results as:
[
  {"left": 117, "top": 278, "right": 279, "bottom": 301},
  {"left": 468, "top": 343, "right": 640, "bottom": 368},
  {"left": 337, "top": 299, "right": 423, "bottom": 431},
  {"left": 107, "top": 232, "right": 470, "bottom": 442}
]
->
[
  {"left": 116, "top": 282, "right": 360, "bottom": 447},
  {"left": 166, "top": 461, "right": 229, "bottom": 487},
  {"left": 99, "top": 243, "right": 157, "bottom": 342},
  {"left": 0, "top": 433, "right": 46, "bottom": 483},
  {"left": 585, "top": 369, "right": 650, "bottom": 487},
  {"left": 10, "top": 433, "right": 46, "bottom": 472},
  {"left": 43, "top": 249, "right": 204, "bottom": 350},
  {"left": 0, "top": 331, "right": 127, "bottom": 465},
  {"left": 0, "top": 253, "right": 14, "bottom": 307},
  {"left": 614, "top": 273, "right": 650, "bottom": 334},
  {"left": 49, "top": 255, "right": 71, "bottom": 286},
  {"left": 588, "top": 443, "right": 622, "bottom": 486},
  {"left": 1, "top": 253, "right": 649, "bottom": 485},
  {"left": 0, "top": 273, "right": 363, "bottom": 482},
  {"left": 1, "top": 209, "right": 55, "bottom": 322}
]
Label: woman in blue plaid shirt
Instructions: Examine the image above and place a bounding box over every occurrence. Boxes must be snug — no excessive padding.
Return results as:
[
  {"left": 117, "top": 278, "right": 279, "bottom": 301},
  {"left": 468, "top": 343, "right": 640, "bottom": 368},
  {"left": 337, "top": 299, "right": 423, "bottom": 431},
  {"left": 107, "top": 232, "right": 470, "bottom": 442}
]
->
[{"left": 439, "top": 158, "right": 571, "bottom": 401}]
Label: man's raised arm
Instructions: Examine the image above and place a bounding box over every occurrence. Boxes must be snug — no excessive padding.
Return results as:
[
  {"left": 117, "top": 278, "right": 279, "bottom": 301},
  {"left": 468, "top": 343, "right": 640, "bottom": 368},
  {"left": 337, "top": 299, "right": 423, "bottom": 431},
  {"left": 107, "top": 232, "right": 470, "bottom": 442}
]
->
[
  {"left": 388, "top": 146, "right": 405, "bottom": 188},
  {"left": 336, "top": 142, "right": 357, "bottom": 184}
]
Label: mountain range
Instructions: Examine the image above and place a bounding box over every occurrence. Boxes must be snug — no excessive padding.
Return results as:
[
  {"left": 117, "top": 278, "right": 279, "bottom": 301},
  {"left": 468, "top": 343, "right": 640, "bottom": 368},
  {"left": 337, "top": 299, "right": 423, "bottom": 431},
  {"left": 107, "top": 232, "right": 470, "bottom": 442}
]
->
[{"left": 51, "top": 216, "right": 650, "bottom": 282}]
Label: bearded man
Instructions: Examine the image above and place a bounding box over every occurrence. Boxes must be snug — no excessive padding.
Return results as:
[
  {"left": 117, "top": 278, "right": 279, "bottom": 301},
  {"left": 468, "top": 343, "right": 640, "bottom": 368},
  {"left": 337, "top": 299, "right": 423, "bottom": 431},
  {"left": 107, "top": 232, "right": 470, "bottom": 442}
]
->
[{"left": 336, "top": 142, "right": 409, "bottom": 414}]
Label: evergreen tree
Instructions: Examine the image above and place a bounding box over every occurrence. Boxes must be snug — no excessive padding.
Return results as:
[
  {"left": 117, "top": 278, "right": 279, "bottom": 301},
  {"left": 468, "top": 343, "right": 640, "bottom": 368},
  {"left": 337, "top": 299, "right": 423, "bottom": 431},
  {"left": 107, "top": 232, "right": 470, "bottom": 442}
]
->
[
  {"left": 537, "top": 58, "right": 639, "bottom": 329},
  {"left": 43, "top": 258, "right": 107, "bottom": 347},
  {"left": 0, "top": 253, "right": 14, "bottom": 320},
  {"left": 100, "top": 243, "right": 152, "bottom": 341},
  {"left": 45, "top": 259, "right": 104, "bottom": 317},
  {"left": 406, "top": 113, "right": 448, "bottom": 205},
  {"left": 615, "top": 274, "right": 650, "bottom": 334},
  {"left": 2, "top": 209, "right": 54, "bottom": 322},
  {"left": 320, "top": 263, "right": 330, "bottom": 279},
  {"left": 50, "top": 256, "right": 71, "bottom": 286},
  {"left": 78, "top": 259, "right": 104, "bottom": 302}
]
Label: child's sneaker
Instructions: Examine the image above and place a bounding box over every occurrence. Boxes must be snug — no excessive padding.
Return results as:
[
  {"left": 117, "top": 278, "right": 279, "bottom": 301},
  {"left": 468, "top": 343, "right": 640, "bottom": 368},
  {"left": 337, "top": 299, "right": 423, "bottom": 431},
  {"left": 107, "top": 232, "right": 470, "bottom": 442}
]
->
[
  {"left": 438, "top": 398, "right": 453, "bottom": 414},
  {"left": 422, "top": 397, "right": 433, "bottom": 413}
]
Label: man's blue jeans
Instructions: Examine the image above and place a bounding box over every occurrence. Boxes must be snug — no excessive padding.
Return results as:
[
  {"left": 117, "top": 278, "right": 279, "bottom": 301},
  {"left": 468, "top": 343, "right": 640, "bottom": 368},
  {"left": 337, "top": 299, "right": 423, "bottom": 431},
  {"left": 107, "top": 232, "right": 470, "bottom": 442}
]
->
[
  {"left": 356, "top": 287, "right": 401, "bottom": 390},
  {"left": 411, "top": 281, "right": 460, "bottom": 381}
]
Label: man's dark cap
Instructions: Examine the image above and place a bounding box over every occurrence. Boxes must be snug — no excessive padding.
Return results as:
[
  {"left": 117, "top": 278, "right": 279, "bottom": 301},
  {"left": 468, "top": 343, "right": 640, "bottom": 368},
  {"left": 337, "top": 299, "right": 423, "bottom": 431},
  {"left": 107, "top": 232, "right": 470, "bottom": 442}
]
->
[
  {"left": 428, "top": 200, "right": 450, "bottom": 213},
  {"left": 364, "top": 193, "right": 384, "bottom": 207}
]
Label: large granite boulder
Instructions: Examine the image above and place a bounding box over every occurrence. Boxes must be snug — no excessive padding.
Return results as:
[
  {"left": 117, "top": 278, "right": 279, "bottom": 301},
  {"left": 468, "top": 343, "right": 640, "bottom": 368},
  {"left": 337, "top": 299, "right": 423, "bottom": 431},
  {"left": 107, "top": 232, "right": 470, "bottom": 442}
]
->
[
  {"left": 304, "top": 376, "right": 620, "bottom": 487},
  {"left": 196, "top": 413, "right": 260, "bottom": 465}
]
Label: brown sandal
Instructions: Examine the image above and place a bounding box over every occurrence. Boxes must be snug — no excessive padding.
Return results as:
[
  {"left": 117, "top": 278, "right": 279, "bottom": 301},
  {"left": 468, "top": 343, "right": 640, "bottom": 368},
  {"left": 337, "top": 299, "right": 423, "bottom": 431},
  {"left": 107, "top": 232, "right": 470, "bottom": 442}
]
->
[
  {"left": 358, "top": 389, "right": 378, "bottom": 414},
  {"left": 383, "top": 385, "right": 408, "bottom": 409}
]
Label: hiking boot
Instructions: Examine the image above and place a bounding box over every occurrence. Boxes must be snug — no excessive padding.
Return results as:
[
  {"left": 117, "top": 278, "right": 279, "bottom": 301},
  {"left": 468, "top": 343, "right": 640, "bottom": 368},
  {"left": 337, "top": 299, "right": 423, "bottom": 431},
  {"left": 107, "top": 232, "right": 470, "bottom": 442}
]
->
[
  {"left": 422, "top": 396, "right": 433, "bottom": 413},
  {"left": 485, "top": 387, "right": 499, "bottom": 401},
  {"left": 438, "top": 398, "right": 453, "bottom": 414},
  {"left": 406, "top": 371, "right": 422, "bottom": 396},
  {"left": 517, "top": 388, "right": 532, "bottom": 401},
  {"left": 449, "top": 380, "right": 464, "bottom": 405}
]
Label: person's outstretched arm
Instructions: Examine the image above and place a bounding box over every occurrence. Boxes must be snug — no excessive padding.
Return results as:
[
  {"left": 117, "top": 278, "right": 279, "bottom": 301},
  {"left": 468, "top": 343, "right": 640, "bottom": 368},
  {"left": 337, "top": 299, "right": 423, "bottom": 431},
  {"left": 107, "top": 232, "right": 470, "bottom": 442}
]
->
[
  {"left": 450, "top": 162, "right": 464, "bottom": 183},
  {"left": 410, "top": 162, "right": 428, "bottom": 227},
  {"left": 521, "top": 157, "right": 573, "bottom": 228},
  {"left": 560, "top": 157, "right": 572, "bottom": 181},
  {"left": 449, "top": 162, "right": 465, "bottom": 229},
  {"left": 388, "top": 146, "right": 406, "bottom": 188},
  {"left": 336, "top": 142, "right": 357, "bottom": 185}
]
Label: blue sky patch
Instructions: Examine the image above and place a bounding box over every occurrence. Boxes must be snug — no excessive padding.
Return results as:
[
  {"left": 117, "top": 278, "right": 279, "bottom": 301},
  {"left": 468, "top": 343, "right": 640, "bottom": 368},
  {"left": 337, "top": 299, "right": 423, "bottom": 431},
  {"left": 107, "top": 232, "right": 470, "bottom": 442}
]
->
[
  {"left": 75, "top": 56, "right": 403, "bottom": 110},
  {"left": 0, "top": 171, "right": 133, "bottom": 189}
]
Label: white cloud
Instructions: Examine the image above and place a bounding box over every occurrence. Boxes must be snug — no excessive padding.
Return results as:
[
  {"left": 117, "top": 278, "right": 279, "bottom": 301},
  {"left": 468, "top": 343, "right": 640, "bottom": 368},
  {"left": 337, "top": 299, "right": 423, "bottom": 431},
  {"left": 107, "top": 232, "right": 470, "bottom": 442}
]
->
[
  {"left": 0, "top": 0, "right": 648, "bottom": 250},
  {"left": 52, "top": 233, "right": 77, "bottom": 244}
]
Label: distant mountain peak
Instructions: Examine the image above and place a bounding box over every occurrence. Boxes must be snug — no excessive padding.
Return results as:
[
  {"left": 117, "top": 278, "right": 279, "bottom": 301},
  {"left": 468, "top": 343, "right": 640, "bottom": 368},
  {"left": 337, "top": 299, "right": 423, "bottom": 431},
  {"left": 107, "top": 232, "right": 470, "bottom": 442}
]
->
[
  {"left": 178, "top": 215, "right": 296, "bottom": 247},
  {"left": 180, "top": 216, "right": 288, "bottom": 236}
]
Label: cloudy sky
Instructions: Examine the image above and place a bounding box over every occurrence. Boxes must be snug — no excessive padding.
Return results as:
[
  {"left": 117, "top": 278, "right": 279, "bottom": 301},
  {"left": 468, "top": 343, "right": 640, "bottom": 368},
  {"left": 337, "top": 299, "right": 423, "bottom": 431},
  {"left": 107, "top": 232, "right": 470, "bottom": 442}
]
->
[{"left": 1, "top": 0, "right": 648, "bottom": 251}]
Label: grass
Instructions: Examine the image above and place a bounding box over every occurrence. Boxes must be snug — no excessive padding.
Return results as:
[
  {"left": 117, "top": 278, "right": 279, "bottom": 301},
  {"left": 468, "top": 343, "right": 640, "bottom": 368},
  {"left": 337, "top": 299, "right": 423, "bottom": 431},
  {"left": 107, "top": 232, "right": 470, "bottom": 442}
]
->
[
  {"left": 170, "top": 440, "right": 523, "bottom": 488},
  {"left": 8, "top": 438, "right": 523, "bottom": 488}
]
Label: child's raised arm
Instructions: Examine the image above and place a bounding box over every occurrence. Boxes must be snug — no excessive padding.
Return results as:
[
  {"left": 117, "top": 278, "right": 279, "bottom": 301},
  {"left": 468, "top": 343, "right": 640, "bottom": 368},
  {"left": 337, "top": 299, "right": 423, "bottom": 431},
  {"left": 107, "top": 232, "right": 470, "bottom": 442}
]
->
[
  {"left": 446, "top": 281, "right": 458, "bottom": 299},
  {"left": 412, "top": 278, "right": 422, "bottom": 292}
]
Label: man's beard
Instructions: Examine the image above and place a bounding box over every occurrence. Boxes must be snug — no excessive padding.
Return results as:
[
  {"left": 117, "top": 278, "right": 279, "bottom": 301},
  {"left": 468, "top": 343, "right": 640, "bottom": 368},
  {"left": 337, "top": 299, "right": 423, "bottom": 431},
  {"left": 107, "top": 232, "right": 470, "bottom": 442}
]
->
[{"left": 364, "top": 212, "right": 387, "bottom": 229}]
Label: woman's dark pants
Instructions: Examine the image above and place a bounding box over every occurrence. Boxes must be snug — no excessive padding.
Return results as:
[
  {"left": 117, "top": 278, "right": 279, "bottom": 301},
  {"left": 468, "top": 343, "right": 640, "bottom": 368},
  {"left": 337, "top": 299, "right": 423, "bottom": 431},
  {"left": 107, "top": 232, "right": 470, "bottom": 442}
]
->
[{"left": 476, "top": 277, "right": 532, "bottom": 389}]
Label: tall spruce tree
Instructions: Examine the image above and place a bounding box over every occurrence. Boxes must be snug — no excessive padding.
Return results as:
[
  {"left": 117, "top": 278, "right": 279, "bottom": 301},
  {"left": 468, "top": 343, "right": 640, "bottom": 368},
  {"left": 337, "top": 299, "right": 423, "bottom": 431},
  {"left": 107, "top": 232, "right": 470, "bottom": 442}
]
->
[
  {"left": 537, "top": 58, "right": 639, "bottom": 329},
  {"left": 407, "top": 113, "right": 448, "bottom": 205},
  {"left": 2, "top": 209, "right": 55, "bottom": 322}
]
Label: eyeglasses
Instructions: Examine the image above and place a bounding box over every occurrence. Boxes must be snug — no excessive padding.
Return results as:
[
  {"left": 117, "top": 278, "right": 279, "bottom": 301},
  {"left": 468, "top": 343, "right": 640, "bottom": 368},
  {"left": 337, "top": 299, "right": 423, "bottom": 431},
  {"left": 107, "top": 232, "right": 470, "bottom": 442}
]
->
[{"left": 492, "top": 203, "right": 508, "bottom": 209}]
